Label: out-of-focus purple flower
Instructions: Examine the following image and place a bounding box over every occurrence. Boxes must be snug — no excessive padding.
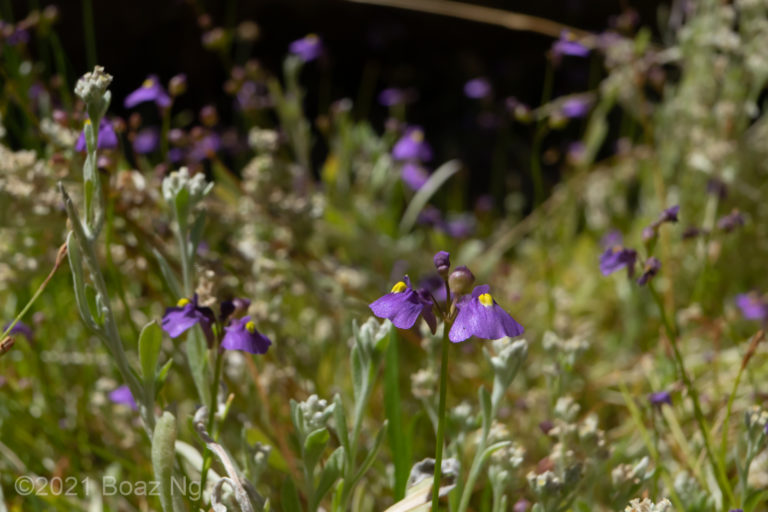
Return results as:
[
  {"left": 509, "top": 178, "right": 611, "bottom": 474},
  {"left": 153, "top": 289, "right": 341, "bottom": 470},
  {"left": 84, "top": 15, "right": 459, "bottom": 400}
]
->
[
  {"left": 566, "top": 141, "right": 587, "bottom": 165},
  {"left": 109, "top": 385, "right": 138, "bottom": 411},
  {"left": 168, "top": 148, "right": 184, "bottom": 163},
  {"left": 442, "top": 215, "right": 475, "bottom": 238},
  {"left": 648, "top": 390, "right": 672, "bottom": 407},
  {"left": 599, "top": 245, "right": 637, "bottom": 276},
  {"left": 161, "top": 294, "right": 215, "bottom": 341},
  {"left": 289, "top": 34, "right": 322, "bottom": 62},
  {"left": 401, "top": 162, "right": 430, "bottom": 190},
  {"left": 682, "top": 226, "right": 707, "bottom": 240},
  {"left": 3, "top": 321, "right": 33, "bottom": 340},
  {"left": 221, "top": 316, "right": 272, "bottom": 354},
  {"left": 636, "top": 257, "right": 661, "bottom": 286},
  {"left": 188, "top": 133, "right": 221, "bottom": 162},
  {"left": 75, "top": 119, "right": 118, "bottom": 152},
  {"left": 601, "top": 230, "right": 623, "bottom": 249},
  {"left": 219, "top": 297, "right": 251, "bottom": 322},
  {"left": 552, "top": 31, "right": 590, "bottom": 58},
  {"left": 561, "top": 97, "right": 591, "bottom": 118},
  {"left": 449, "top": 285, "right": 524, "bottom": 343},
  {"left": 124, "top": 76, "right": 172, "bottom": 109},
  {"left": 707, "top": 178, "right": 728, "bottom": 199},
  {"left": 717, "top": 209, "right": 745, "bottom": 232},
  {"left": 378, "top": 88, "right": 405, "bottom": 107},
  {"left": 369, "top": 276, "right": 436, "bottom": 333},
  {"left": 392, "top": 127, "right": 432, "bottom": 162},
  {"left": 513, "top": 498, "right": 530, "bottom": 512},
  {"left": 133, "top": 128, "right": 160, "bottom": 154},
  {"left": 658, "top": 205, "right": 680, "bottom": 224},
  {"left": 417, "top": 205, "right": 442, "bottom": 227},
  {"left": 464, "top": 77, "right": 491, "bottom": 99},
  {"left": 7, "top": 29, "right": 30, "bottom": 46},
  {"left": 735, "top": 293, "right": 768, "bottom": 322}
]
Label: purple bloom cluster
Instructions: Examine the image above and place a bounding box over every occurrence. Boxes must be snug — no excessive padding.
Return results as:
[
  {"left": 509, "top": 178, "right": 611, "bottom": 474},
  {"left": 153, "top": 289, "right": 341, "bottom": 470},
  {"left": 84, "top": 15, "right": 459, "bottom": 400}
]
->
[
  {"left": 648, "top": 390, "right": 672, "bottom": 407},
  {"left": 369, "top": 252, "right": 524, "bottom": 343},
  {"left": 161, "top": 295, "right": 271, "bottom": 354}
]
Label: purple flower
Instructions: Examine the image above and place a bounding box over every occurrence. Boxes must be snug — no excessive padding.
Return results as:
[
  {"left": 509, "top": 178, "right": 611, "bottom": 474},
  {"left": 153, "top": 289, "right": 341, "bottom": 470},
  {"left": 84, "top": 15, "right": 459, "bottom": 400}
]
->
[
  {"left": 449, "top": 285, "right": 524, "bottom": 343},
  {"left": 369, "top": 276, "right": 437, "bottom": 332},
  {"left": 648, "top": 390, "right": 672, "bottom": 407},
  {"left": 3, "top": 321, "right": 33, "bottom": 340},
  {"left": 161, "top": 294, "right": 215, "bottom": 340},
  {"left": 401, "top": 162, "right": 430, "bottom": 190},
  {"left": 442, "top": 215, "right": 475, "bottom": 239},
  {"left": 717, "top": 209, "right": 744, "bottom": 232},
  {"left": 221, "top": 316, "right": 272, "bottom": 354},
  {"left": 707, "top": 178, "right": 728, "bottom": 199},
  {"left": 599, "top": 245, "right": 637, "bottom": 276},
  {"left": 513, "top": 498, "right": 531, "bottom": 512},
  {"left": 552, "top": 31, "right": 590, "bottom": 58},
  {"left": 7, "top": 29, "right": 30, "bottom": 46},
  {"left": 392, "top": 127, "right": 433, "bottom": 162},
  {"left": 464, "top": 78, "right": 491, "bottom": 99},
  {"left": 658, "top": 205, "right": 680, "bottom": 224},
  {"left": 133, "top": 128, "right": 160, "bottom": 154},
  {"left": 636, "top": 257, "right": 661, "bottom": 285},
  {"left": 561, "top": 97, "right": 591, "bottom": 118},
  {"left": 109, "top": 385, "right": 138, "bottom": 411},
  {"left": 289, "top": 34, "right": 322, "bottom": 62},
  {"left": 188, "top": 133, "right": 220, "bottom": 162},
  {"left": 420, "top": 274, "right": 448, "bottom": 304},
  {"left": 736, "top": 293, "right": 768, "bottom": 322},
  {"left": 124, "top": 76, "right": 172, "bottom": 109},
  {"left": 75, "top": 119, "right": 118, "bottom": 152},
  {"left": 417, "top": 205, "right": 442, "bottom": 227},
  {"left": 378, "top": 88, "right": 405, "bottom": 107}
]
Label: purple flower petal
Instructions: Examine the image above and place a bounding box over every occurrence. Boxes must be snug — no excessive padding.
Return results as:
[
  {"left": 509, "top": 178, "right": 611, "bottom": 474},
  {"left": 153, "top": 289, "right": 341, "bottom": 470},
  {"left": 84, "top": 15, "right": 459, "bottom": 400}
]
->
[
  {"left": 369, "top": 277, "right": 435, "bottom": 331},
  {"left": 290, "top": 34, "right": 322, "bottom": 62},
  {"left": 401, "top": 162, "right": 430, "bottom": 190},
  {"left": 75, "top": 119, "right": 119, "bottom": 152},
  {"left": 599, "top": 246, "right": 637, "bottom": 276},
  {"left": 464, "top": 78, "right": 491, "bottom": 99},
  {"left": 392, "top": 127, "right": 433, "bottom": 162},
  {"left": 133, "top": 128, "right": 160, "bottom": 154},
  {"left": 124, "top": 75, "right": 172, "bottom": 109},
  {"left": 3, "top": 321, "right": 33, "bottom": 340},
  {"left": 109, "top": 385, "right": 138, "bottom": 411},
  {"left": 736, "top": 293, "right": 768, "bottom": 321}
]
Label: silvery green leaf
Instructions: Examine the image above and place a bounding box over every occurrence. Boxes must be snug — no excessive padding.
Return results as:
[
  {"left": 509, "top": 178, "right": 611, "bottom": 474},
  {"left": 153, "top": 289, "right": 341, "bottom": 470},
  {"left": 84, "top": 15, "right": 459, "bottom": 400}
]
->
[
  {"left": 479, "top": 386, "right": 492, "bottom": 432},
  {"left": 332, "top": 394, "right": 351, "bottom": 464},
  {"left": 153, "top": 249, "right": 182, "bottom": 299},
  {"left": 138, "top": 321, "right": 163, "bottom": 396},
  {"left": 303, "top": 427, "right": 330, "bottom": 471},
  {"left": 315, "top": 446, "right": 345, "bottom": 504}
]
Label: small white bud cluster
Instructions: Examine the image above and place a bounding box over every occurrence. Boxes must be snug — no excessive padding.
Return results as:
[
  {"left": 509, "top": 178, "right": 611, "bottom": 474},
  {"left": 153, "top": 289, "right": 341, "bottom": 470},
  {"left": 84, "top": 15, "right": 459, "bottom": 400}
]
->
[
  {"left": 623, "top": 498, "right": 673, "bottom": 512},
  {"left": 75, "top": 66, "right": 113, "bottom": 105},
  {"left": 161, "top": 166, "right": 213, "bottom": 206},
  {"left": 298, "top": 394, "right": 334, "bottom": 432}
]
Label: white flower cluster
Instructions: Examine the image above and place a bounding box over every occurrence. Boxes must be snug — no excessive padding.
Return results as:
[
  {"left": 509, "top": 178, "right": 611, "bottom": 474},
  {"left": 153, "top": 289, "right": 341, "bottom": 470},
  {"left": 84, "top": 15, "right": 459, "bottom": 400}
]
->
[
  {"left": 74, "top": 65, "right": 113, "bottom": 105},
  {"left": 161, "top": 166, "right": 213, "bottom": 206},
  {"left": 623, "top": 498, "right": 673, "bottom": 512}
]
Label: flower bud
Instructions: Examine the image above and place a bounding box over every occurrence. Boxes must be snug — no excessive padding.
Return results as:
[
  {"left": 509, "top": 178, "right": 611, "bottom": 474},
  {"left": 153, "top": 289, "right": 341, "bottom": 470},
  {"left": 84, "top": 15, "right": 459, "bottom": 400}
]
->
[
  {"left": 448, "top": 265, "right": 475, "bottom": 295},
  {"left": 168, "top": 74, "right": 187, "bottom": 97},
  {"left": 433, "top": 251, "right": 451, "bottom": 277}
]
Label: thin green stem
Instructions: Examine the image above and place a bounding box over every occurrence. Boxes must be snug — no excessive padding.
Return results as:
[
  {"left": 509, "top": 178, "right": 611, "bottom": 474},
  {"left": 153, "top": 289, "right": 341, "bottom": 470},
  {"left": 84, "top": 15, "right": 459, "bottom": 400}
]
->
[
  {"left": 81, "top": 0, "right": 97, "bottom": 68},
  {"left": 648, "top": 283, "right": 735, "bottom": 509},
  {"left": 431, "top": 325, "right": 451, "bottom": 511}
]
